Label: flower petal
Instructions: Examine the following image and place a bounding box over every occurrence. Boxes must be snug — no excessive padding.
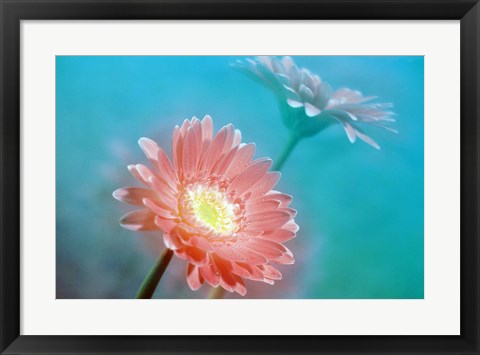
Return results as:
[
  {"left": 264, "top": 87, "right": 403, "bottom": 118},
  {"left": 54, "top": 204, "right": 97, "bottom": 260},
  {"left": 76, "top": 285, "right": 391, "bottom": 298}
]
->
[
  {"left": 233, "top": 276, "right": 247, "bottom": 296},
  {"left": 224, "top": 143, "right": 256, "bottom": 180},
  {"left": 113, "top": 187, "right": 158, "bottom": 206},
  {"left": 142, "top": 198, "right": 177, "bottom": 219},
  {"left": 163, "top": 232, "right": 184, "bottom": 250},
  {"left": 120, "top": 209, "right": 158, "bottom": 231},
  {"left": 213, "top": 255, "right": 237, "bottom": 291},
  {"left": 244, "top": 172, "right": 280, "bottom": 198},
  {"left": 201, "top": 115, "right": 213, "bottom": 142},
  {"left": 356, "top": 130, "right": 381, "bottom": 150},
  {"left": 190, "top": 235, "right": 214, "bottom": 252},
  {"left": 304, "top": 102, "right": 322, "bottom": 117},
  {"left": 186, "top": 263, "right": 204, "bottom": 291},
  {"left": 299, "top": 84, "right": 314, "bottom": 103},
  {"left": 246, "top": 200, "right": 280, "bottom": 215},
  {"left": 184, "top": 246, "right": 208, "bottom": 266},
  {"left": 137, "top": 137, "right": 178, "bottom": 189},
  {"left": 146, "top": 175, "right": 178, "bottom": 211},
  {"left": 259, "top": 264, "right": 283, "bottom": 280},
  {"left": 262, "top": 191, "right": 293, "bottom": 208},
  {"left": 212, "top": 145, "right": 239, "bottom": 176},
  {"left": 154, "top": 215, "right": 177, "bottom": 233},
  {"left": 261, "top": 229, "right": 296, "bottom": 242},
  {"left": 287, "top": 99, "right": 303, "bottom": 108},
  {"left": 228, "top": 158, "right": 272, "bottom": 195},
  {"left": 272, "top": 248, "right": 295, "bottom": 265},
  {"left": 241, "top": 238, "right": 286, "bottom": 259},
  {"left": 182, "top": 126, "right": 199, "bottom": 179},
  {"left": 214, "top": 245, "right": 247, "bottom": 262},
  {"left": 245, "top": 210, "right": 292, "bottom": 231},
  {"left": 199, "top": 259, "right": 221, "bottom": 287},
  {"left": 282, "top": 220, "right": 299, "bottom": 233},
  {"left": 201, "top": 125, "right": 228, "bottom": 173}
]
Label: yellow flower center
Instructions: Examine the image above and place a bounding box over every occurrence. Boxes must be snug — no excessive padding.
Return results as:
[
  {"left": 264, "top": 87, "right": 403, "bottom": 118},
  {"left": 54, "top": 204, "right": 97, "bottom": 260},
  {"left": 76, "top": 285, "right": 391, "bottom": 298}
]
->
[{"left": 185, "top": 185, "right": 238, "bottom": 235}]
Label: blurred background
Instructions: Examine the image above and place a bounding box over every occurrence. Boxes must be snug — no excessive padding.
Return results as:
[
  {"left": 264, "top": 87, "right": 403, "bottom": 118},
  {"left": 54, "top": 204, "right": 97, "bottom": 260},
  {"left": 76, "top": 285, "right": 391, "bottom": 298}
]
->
[{"left": 56, "top": 56, "right": 424, "bottom": 299}]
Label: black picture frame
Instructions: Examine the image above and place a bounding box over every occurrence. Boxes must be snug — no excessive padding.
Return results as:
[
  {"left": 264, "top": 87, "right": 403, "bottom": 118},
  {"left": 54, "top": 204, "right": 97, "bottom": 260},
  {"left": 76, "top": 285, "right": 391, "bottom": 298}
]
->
[{"left": 1, "top": 1, "right": 479, "bottom": 354}]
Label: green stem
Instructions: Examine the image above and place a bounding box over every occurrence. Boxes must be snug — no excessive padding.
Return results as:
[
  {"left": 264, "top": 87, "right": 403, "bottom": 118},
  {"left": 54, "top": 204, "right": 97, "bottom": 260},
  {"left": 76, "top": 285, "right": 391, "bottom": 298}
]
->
[
  {"left": 208, "top": 287, "right": 226, "bottom": 299},
  {"left": 136, "top": 248, "right": 174, "bottom": 299},
  {"left": 272, "top": 133, "right": 302, "bottom": 171}
]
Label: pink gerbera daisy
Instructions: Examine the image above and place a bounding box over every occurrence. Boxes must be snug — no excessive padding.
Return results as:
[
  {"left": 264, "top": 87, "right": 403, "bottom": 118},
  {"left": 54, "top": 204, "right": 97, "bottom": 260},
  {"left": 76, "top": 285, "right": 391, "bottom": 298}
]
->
[{"left": 113, "top": 116, "right": 298, "bottom": 296}]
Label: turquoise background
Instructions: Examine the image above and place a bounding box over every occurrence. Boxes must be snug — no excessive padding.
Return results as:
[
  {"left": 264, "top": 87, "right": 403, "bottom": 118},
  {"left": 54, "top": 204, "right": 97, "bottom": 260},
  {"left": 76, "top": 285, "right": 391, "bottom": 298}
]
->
[{"left": 56, "top": 56, "right": 424, "bottom": 299}]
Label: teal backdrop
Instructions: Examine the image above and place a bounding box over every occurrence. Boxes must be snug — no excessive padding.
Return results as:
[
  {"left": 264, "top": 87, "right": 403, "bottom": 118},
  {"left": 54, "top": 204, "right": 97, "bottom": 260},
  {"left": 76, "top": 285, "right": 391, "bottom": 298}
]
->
[{"left": 56, "top": 56, "right": 424, "bottom": 299}]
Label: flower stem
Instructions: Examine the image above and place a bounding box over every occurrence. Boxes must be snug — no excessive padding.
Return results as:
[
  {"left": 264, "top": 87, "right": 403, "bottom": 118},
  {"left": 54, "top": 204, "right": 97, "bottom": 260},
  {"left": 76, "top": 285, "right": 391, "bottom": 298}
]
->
[
  {"left": 136, "top": 248, "right": 174, "bottom": 299},
  {"left": 272, "top": 134, "right": 302, "bottom": 171},
  {"left": 208, "top": 287, "right": 226, "bottom": 299}
]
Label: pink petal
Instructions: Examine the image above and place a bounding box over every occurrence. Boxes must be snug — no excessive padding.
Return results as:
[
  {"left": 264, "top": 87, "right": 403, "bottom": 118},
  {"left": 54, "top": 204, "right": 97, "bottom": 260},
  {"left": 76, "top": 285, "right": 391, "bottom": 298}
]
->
[
  {"left": 146, "top": 175, "right": 178, "bottom": 211},
  {"left": 211, "top": 146, "right": 239, "bottom": 176},
  {"left": 199, "top": 260, "right": 221, "bottom": 287},
  {"left": 201, "top": 125, "right": 228, "bottom": 172},
  {"left": 138, "top": 138, "right": 178, "bottom": 189},
  {"left": 259, "top": 264, "right": 282, "bottom": 280},
  {"left": 246, "top": 200, "right": 280, "bottom": 215},
  {"left": 261, "top": 229, "right": 296, "bottom": 242},
  {"left": 244, "top": 210, "right": 292, "bottom": 230},
  {"left": 228, "top": 158, "right": 272, "bottom": 195},
  {"left": 236, "top": 263, "right": 264, "bottom": 281},
  {"left": 213, "top": 256, "right": 237, "bottom": 290},
  {"left": 184, "top": 246, "right": 208, "bottom": 266},
  {"left": 142, "top": 198, "right": 177, "bottom": 219},
  {"left": 282, "top": 220, "right": 299, "bottom": 233},
  {"left": 192, "top": 118, "right": 204, "bottom": 157},
  {"left": 201, "top": 115, "right": 213, "bottom": 142},
  {"left": 232, "top": 245, "right": 268, "bottom": 265},
  {"left": 224, "top": 143, "right": 256, "bottom": 180},
  {"left": 221, "top": 124, "right": 235, "bottom": 156},
  {"left": 279, "top": 207, "right": 297, "bottom": 218},
  {"left": 137, "top": 138, "right": 177, "bottom": 189},
  {"left": 179, "top": 118, "right": 192, "bottom": 136},
  {"left": 233, "top": 276, "right": 247, "bottom": 296},
  {"left": 138, "top": 137, "right": 161, "bottom": 169},
  {"left": 163, "top": 232, "right": 184, "bottom": 250},
  {"left": 244, "top": 172, "right": 280, "bottom": 198},
  {"left": 241, "top": 238, "right": 285, "bottom": 259},
  {"left": 272, "top": 249, "right": 295, "bottom": 265},
  {"left": 134, "top": 164, "right": 156, "bottom": 185},
  {"left": 190, "top": 235, "right": 214, "bottom": 252},
  {"left": 171, "top": 126, "right": 181, "bottom": 170},
  {"left": 154, "top": 215, "right": 177, "bottom": 233},
  {"left": 120, "top": 209, "right": 158, "bottom": 231},
  {"left": 112, "top": 187, "right": 158, "bottom": 206},
  {"left": 182, "top": 126, "right": 199, "bottom": 178},
  {"left": 186, "top": 263, "right": 203, "bottom": 291},
  {"left": 262, "top": 278, "right": 275, "bottom": 285},
  {"left": 230, "top": 262, "right": 251, "bottom": 278},
  {"left": 262, "top": 191, "right": 293, "bottom": 208},
  {"left": 127, "top": 164, "right": 148, "bottom": 185},
  {"left": 214, "top": 245, "right": 248, "bottom": 262},
  {"left": 232, "top": 129, "right": 242, "bottom": 147}
]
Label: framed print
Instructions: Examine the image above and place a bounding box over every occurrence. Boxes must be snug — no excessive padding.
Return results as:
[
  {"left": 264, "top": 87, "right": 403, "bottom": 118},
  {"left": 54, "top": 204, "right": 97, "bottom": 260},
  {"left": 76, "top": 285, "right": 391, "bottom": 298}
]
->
[{"left": 1, "top": 0, "right": 479, "bottom": 354}]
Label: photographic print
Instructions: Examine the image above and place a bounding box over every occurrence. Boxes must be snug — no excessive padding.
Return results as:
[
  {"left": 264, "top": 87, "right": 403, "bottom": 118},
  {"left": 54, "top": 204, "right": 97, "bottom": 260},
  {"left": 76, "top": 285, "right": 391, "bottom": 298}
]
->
[{"left": 56, "top": 55, "right": 424, "bottom": 299}]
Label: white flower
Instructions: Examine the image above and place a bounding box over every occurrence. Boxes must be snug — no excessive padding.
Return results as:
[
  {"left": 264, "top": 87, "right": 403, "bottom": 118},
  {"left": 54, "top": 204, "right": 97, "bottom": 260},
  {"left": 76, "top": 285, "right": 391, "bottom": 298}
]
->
[{"left": 233, "top": 56, "right": 397, "bottom": 149}]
